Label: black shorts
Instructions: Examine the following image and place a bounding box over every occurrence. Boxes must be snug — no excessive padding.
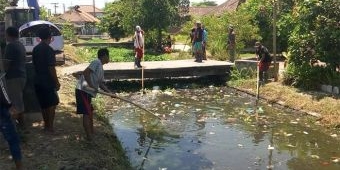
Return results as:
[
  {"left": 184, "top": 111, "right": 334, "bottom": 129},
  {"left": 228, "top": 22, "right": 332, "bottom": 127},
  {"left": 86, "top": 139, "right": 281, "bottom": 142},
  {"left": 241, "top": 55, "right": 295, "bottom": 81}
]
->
[
  {"left": 75, "top": 89, "right": 93, "bottom": 115},
  {"left": 35, "top": 84, "right": 59, "bottom": 109}
]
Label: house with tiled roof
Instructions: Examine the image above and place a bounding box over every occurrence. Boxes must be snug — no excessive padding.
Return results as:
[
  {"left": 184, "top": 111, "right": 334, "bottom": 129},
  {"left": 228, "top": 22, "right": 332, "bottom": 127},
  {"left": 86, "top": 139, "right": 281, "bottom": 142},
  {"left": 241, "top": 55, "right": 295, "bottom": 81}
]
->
[
  {"left": 77, "top": 5, "right": 104, "bottom": 18},
  {"left": 189, "top": 0, "right": 245, "bottom": 16},
  {"left": 56, "top": 5, "right": 100, "bottom": 35}
]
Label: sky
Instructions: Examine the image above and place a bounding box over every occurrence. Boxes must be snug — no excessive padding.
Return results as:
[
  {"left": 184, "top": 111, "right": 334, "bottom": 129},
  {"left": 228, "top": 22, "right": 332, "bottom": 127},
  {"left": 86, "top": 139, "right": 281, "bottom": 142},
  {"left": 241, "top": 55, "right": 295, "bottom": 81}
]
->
[{"left": 17, "top": 0, "right": 228, "bottom": 14}]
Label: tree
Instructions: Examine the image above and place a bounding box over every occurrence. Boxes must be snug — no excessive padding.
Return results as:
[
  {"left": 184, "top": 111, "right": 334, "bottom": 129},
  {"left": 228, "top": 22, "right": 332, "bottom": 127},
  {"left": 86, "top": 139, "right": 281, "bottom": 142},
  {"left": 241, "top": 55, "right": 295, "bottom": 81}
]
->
[
  {"left": 39, "top": 6, "right": 49, "bottom": 20},
  {"left": 0, "top": 0, "right": 8, "bottom": 19},
  {"left": 192, "top": 0, "right": 217, "bottom": 7},
  {"left": 99, "top": 0, "right": 190, "bottom": 47},
  {"left": 98, "top": 1, "right": 128, "bottom": 41},
  {"left": 284, "top": 0, "right": 340, "bottom": 89}
]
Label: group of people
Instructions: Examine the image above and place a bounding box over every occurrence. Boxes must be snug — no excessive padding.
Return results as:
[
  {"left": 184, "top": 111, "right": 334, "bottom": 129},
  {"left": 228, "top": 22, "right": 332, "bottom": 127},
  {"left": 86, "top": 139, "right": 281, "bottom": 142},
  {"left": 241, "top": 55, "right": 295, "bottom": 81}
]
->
[
  {"left": 1, "top": 26, "right": 31, "bottom": 170},
  {"left": 132, "top": 23, "right": 272, "bottom": 82},
  {"left": 1, "top": 25, "right": 112, "bottom": 169},
  {"left": 190, "top": 21, "right": 208, "bottom": 63},
  {"left": 0, "top": 26, "right": 60, "bottom": 169}
]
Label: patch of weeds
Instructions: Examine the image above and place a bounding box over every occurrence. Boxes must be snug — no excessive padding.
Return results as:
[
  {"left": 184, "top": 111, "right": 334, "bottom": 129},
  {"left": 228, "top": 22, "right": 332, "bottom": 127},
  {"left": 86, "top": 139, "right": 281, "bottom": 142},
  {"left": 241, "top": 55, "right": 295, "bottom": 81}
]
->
[
  {"left": 93, "top": 95, "right": 109, "bottom": 124},
  {"left": 228, "top": 66, "right": 257, "bottom": 87}
]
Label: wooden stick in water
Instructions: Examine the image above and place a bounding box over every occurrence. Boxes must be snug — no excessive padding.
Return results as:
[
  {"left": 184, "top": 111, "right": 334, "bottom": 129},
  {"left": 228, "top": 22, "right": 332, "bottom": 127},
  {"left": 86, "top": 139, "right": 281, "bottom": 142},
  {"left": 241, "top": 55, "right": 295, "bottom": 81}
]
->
[{"left": 255, "top": 60, "right": 260, "bottom": 120}]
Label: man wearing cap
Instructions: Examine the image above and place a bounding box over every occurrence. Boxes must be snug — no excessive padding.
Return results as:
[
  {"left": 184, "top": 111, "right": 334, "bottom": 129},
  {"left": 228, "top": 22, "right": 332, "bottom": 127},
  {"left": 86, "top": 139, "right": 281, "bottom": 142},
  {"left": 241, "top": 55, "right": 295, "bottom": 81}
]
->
[
  {"left": 255, "top": 41, "right": 272, "bottom": 83},
  {"left": 134, "top": 25, "right": 144, "bottom": 68},
  {"left": 191, "top": 21, "right": 204, "bottom": 62},
  {"left": 227, "top": 25, "right": 236, "bottom": 62}
]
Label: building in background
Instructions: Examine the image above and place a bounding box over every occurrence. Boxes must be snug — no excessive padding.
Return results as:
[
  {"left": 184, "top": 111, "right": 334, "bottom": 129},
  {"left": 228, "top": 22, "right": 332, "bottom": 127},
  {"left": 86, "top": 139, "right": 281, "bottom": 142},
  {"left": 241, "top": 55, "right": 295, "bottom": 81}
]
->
[{"left": 54, "top": 5, "right": 100, "bottom": 35}]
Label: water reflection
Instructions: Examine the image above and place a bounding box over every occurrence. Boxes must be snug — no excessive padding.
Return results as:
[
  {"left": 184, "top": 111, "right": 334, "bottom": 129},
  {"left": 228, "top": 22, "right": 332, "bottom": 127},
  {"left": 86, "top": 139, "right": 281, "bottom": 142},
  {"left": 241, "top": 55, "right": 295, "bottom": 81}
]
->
[{"left": 109, "top": 87, "right": 340, "bottom": 170}]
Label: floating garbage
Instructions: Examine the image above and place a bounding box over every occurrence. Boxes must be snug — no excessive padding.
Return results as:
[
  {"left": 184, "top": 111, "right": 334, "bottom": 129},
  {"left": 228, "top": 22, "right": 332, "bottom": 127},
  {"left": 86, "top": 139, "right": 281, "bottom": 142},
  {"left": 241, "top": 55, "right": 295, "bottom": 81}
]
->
[
  {"left": 237, "top": 144, "right": 243, "bottom": 148},
  {"left": 164, "top": 91, "right": 173, "bottom": 96},
  {"left": 286, "top": 144, "right": 296, "bottom": 148},
  {"left": 310, "top": 155, "right": 320, "bottom": 159},
  {"left": 267, "top": 145, "right": 274, "bottom": 150},
  {"left": 290, "top": 121, "right": 298, "bottom": 124},
  {"left": 303, "top": 131, "right": 309, "bottom": 135},
  {"left": 226, "top": 118, "right": 237, "bottom": 123},
  {"left": 246, "top": 108, "right": 254, "bottom": 114},
  {"left": 266, "top": 165, "right": 274, "bottom": 169},
  {"left": 258, "top": 107, "right": 264, "bottom": 114},
  {"left": 331, "top": 158, "right": 339, "bottom": 163},
  {"left": 209, "top": 132, "right": 215, "bottom": 135},
  {"left": 174, "top": 104, "right": 181, "bottom": 107},
  {"left": 284, "top": 132, "right": 293, "bottom": 137},
  {"left": 330, "top": 134, "right": 338, "bottom": 138}
]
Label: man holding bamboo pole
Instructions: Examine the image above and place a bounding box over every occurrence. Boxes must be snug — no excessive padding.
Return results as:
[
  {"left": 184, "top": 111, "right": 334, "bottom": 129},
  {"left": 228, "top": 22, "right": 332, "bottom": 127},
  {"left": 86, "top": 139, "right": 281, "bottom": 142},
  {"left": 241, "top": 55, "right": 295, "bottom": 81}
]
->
[
  {"left": 75, "top": 48, "right": 111, "bottom": 141},
  {"left": 134, "top": 25, "right": 144, "bottom": 68}
]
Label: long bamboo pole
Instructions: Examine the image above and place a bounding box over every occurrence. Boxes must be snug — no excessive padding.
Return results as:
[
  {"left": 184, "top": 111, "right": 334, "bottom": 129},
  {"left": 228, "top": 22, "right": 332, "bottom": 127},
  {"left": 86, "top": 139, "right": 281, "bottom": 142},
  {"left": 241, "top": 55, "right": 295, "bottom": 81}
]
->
[
  {"left": 97, "top": 90, "right": 161, "bottom": 120},
  {"left": 255, "top": 60, "right": 260, "bottom": 120},
  {"left": 141, "top": 34, "right": 145, "bottom": 94}
]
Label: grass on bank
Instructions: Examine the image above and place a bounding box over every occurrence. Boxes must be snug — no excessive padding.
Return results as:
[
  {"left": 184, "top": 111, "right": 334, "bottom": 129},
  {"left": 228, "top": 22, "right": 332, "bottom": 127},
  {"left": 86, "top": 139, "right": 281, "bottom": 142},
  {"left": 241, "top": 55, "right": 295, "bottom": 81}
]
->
[
  {"left": 65, "top": 45, "right": 192, "bottom": 63},
  {"left": 228, "top": 68, "right": 340, "bottom": 128}
]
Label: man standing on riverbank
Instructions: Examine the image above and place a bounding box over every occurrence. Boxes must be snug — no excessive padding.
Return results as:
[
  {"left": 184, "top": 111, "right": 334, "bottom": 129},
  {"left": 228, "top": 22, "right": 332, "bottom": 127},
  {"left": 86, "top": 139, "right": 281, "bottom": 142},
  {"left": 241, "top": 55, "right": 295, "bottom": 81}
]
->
[
  {"left": 255, "top": 41, "right": 272, "bottom": 83},
  {"left": 75, "top": 48, "right": 111, "bottom": 140},
  {"left": 191, "top": 21, "right": 204, "bottom": 63},
  {"left": 134, "top": 26, "right": 144, "bottom": 68},
  {"left": 4, "top": 26, "right": 27, "bottom": 129},
  {"left": 227, "top": 25, "right": 236, "bottom": 62},
  {"left": 32, "top": 28, "right": 60, "bottom": 133}
]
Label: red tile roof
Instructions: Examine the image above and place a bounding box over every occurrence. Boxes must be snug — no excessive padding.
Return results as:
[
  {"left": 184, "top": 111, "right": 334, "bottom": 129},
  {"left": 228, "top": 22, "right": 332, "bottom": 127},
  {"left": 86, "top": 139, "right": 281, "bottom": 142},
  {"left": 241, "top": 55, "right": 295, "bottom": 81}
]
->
[
  {"left": 189, "top": 7, "right": 215, "bottom": 16},
  {"left": 77, "top": 5, "right": 103, "bottom": 13},
  {"left": 189, "top": 0, "right": 243, "bottom": 16},
  {"left": 59, "top": 9, "right": 100, "bottom": 23},
  {"left": 213, "top": 0, "right": 241, "bottom": 15}
]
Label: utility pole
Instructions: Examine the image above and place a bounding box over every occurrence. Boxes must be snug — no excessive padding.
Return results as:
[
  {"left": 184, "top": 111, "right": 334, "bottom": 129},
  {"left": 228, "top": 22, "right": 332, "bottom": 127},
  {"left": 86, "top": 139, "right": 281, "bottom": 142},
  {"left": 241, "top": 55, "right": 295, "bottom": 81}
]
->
[
  {"left": 273, "top": 0, "right": 278, "bottom": 81},
  {"left": 93, "top": 0, "right": 96, "bottom": 16},
  {"left": 92, "top": 0, "right": 96, "bottom": 35},
  {"left": 51, "top": 2, "right": 59, "bottom": 14},
  {"left": 63, "top": 3, "right": 66, "bottom": 13}
]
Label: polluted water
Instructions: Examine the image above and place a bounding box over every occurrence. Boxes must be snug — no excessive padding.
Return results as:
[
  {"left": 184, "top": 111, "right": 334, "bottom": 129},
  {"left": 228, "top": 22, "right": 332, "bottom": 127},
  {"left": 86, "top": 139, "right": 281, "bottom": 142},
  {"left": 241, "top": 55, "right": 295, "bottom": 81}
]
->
[{"left": 108, "top": 86, "right": 340, "bottom": 170}]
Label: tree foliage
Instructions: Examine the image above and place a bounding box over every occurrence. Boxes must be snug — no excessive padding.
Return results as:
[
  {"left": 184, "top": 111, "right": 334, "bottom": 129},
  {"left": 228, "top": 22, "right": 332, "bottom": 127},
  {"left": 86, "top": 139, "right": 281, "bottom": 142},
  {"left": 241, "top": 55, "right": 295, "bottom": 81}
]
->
[
  {"left": 39, "top": 6, "right": 49, "bottom": 20},
  {"left": 284, "top": 0, "right": 340, "bottom": 89},
  {"left": 0, "top": 0, "right": 8, "bottom": 19},
  {"left": 99, "top": 0, "right": 190, "bottom": 45}
]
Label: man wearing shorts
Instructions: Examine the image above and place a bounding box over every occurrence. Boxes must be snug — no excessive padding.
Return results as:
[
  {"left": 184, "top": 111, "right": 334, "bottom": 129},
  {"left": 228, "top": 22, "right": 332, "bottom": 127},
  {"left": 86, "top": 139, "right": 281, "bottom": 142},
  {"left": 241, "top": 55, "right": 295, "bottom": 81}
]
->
[
  {"left": 32, "top": 28, "right": 60, "bottom": 133},
  {"left": 75, "top": 48, "right": 111, "bottom": 140},
  {"left": 255, "top": 41, "right": 272, "bottom": 83},
  {"left": 192, "top": 21, "right": 204, "bottom": 63},
  {"left": 4, "top": 26, "right": 27, "bottom": 128}
]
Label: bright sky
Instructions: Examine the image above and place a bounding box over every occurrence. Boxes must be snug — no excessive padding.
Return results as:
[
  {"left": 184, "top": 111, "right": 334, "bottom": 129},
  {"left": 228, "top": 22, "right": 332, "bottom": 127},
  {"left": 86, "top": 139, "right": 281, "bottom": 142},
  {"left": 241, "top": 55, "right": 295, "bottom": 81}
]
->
[{"left": 17, "top": 0, "right": 228, "bottom": 14}]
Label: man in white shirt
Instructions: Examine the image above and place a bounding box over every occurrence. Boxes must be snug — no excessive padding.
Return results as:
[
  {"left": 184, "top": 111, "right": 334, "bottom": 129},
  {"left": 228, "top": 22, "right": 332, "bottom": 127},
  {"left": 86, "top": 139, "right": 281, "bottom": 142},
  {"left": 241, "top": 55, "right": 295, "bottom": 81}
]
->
[
  {"left": 134, "top": 25, "right": 144, "bottom": 68},
  {"left": 75, "top": 48, "right": 111, "bottom": 140}
]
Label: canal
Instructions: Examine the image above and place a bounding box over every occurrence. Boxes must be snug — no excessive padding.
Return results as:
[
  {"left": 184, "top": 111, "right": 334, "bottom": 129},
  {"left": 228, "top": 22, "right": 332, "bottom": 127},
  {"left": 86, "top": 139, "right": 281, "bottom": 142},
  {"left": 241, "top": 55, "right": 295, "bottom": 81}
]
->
[{"left": 108, "top": 86, "right": 340, "bottom": 170}]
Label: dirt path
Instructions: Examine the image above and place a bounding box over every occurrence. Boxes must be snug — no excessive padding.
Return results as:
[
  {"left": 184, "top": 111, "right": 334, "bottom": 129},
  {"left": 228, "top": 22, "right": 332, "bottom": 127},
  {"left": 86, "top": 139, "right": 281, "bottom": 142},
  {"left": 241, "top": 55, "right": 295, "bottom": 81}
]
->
[{"left": 0, "top": 72, "right": 131, "bottom": 170}]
